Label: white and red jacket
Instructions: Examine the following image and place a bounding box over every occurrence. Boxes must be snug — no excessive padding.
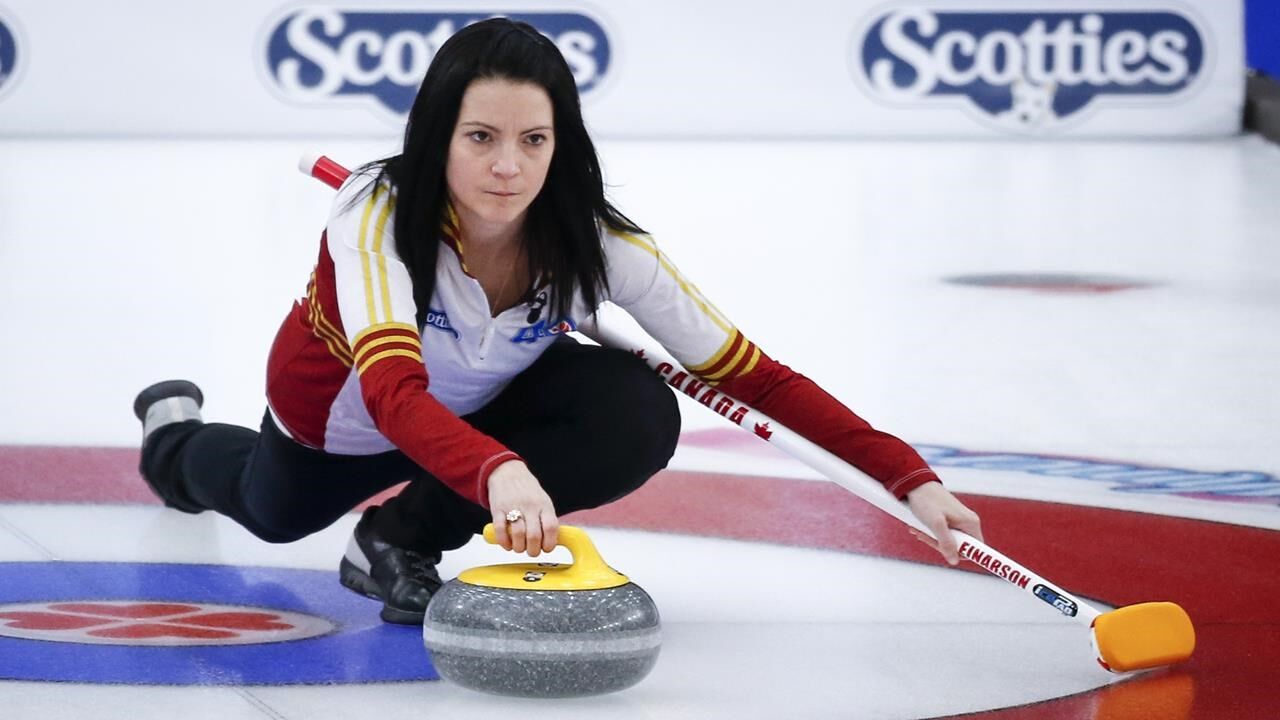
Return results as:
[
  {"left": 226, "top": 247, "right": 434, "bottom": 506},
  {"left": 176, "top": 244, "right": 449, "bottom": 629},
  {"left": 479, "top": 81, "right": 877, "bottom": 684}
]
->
[{"left": 266, "top": 175, "right": 939, "bottom": 505}]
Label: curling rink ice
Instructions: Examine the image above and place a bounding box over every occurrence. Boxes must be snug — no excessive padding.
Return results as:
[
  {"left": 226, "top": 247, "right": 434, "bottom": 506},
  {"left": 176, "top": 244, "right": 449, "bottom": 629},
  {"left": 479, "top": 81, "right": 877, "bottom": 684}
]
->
[{"left": 2, "top": 136, "right": 1279, "bottom": 719}]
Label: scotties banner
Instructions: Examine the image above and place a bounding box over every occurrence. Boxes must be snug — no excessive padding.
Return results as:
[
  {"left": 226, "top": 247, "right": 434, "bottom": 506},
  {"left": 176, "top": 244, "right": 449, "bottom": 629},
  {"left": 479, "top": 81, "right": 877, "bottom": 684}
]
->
[{"left": 0, "top": 1, "right": 1244, "bottom": 137}]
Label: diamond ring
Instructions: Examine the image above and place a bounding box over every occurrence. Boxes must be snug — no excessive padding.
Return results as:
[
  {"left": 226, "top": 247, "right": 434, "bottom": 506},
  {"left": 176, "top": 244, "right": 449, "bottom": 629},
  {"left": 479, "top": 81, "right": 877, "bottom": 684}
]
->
[{"left": 505, "top": 509, "right": 523, "bottom": 523}]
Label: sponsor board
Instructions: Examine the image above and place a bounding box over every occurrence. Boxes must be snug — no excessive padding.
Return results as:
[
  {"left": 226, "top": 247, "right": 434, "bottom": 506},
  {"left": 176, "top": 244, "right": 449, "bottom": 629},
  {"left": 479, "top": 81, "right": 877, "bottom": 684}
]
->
[
  {"left": 261, "top": 7, "right": 613, "bottom": 121},
  {"left": 852, "top": 6, "right": 1212, "bottom": 133}
]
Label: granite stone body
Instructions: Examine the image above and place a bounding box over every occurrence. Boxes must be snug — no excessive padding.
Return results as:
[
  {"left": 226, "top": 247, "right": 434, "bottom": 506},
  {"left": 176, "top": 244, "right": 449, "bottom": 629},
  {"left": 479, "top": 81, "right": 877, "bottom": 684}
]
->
[{"left": 423, "top": 579, "right": 661, "bottom": 698}]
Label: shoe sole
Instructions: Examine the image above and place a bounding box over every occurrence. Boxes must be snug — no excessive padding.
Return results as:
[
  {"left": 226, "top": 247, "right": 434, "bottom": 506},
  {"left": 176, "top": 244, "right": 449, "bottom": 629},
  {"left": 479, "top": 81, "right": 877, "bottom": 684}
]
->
[
  {"left": 134, "top": 380, "right": 204, "bottom": 421},
  {"left": 339, "top": 557, "right": 426, "bottom": 625}
]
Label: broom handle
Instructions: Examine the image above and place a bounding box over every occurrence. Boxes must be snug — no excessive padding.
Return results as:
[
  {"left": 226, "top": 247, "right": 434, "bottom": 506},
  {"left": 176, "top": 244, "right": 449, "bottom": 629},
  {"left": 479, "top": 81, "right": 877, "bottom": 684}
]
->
[
  {"left": 299, "top": 153, "right": 1103, "bottom": 627},
  {"left": 583, "top": 319, "right": 1104, "bottom": 626}
]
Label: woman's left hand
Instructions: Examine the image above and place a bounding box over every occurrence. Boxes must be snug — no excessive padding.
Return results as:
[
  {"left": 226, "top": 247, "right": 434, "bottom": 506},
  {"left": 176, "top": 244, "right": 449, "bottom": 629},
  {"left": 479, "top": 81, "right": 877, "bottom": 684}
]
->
[{"left": 904, "top": 481, "right": 983, "bottom": 566}]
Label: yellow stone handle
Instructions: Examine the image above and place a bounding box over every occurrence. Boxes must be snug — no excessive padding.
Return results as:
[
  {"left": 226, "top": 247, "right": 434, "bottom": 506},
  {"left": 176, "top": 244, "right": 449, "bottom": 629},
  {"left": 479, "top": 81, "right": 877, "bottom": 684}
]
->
[{"left": 480, "top": 523, "right": 621, "bottom": 587}]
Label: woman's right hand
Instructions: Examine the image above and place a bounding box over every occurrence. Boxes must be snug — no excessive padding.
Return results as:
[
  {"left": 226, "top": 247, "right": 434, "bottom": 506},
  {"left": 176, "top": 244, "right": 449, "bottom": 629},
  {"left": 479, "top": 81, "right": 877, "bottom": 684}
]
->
[{"left": 486, "top": 459, "right": 559, "bottom": 557}]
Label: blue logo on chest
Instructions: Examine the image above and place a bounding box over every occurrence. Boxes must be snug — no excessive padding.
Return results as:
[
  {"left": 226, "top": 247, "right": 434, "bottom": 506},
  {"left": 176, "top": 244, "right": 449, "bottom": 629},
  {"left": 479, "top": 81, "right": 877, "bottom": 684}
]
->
[
  {"left": 425, "top": 309, "right": 459, "bottom": 340},
  {"left": 512, "top": 317, "right": 577, "bottom": 344}
]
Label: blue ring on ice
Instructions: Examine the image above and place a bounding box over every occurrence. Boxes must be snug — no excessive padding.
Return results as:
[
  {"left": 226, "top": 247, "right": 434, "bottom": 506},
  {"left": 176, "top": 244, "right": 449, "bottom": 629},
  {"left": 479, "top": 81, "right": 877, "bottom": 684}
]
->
[{"left": 0, "top": 562, "right": 437, "bottom": 685}]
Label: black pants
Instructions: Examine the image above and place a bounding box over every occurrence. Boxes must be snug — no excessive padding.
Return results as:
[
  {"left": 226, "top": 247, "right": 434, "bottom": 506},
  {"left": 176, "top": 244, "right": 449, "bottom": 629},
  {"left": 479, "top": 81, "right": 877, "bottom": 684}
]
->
[{"left": 139, "top": 340, "right": 681, "bottom": 554}]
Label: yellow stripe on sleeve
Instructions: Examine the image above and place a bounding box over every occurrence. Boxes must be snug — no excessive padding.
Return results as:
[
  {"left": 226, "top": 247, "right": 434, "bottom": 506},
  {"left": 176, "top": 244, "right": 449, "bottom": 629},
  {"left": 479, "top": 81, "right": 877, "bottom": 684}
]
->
[
  {"left": 372, "top": 193, "right": 396, "bottom": 324},
  {"left": 357, "top": 186, "right": 382, "bottom": 327},
  {"left": 352, "top": 333, "right": 423, "bottom": 367},
  {"left": 687, "top": 332, "right": 740, "bottom": 374},
  {"left": 356, "top": 349, "right": 423, "bottom": 376},
  {"left": 352, "top": 322, "right": 420, "bottom": 348},
  {"left": 616, "top": 232, "right": 733, "bottom": 335},
  {"left": 738, "top": 344, "right": 762, "bottom": 377},
  {"left": 703, "top": 343, "right": 762, "bottom": 387},
  {"left": 703, "top": 337, "right": 752, "bottom": 381}
]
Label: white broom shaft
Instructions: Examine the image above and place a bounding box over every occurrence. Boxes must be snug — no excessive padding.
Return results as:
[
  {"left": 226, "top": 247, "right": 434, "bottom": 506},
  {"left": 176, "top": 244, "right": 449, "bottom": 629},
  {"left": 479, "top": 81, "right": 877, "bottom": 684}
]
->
[
  {"left": 298, "top": 154, "right": 1103, "bottom": 625},
  {"left": 590, "top": 322, "right": 1102, "bottom": 625}
]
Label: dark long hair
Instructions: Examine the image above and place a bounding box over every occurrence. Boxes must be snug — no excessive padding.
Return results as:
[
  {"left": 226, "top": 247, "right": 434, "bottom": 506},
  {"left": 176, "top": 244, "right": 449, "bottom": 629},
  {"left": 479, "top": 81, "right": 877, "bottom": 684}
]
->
[{"left": 356, "top": 17, "right": 642, "bottom": 327}]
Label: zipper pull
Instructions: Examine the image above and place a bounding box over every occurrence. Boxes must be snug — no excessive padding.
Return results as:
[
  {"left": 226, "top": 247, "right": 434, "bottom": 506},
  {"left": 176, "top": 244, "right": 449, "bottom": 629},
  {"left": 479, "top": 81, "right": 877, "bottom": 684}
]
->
[{"left": 478, "top": 321, "right": 496, "bottom": 360}]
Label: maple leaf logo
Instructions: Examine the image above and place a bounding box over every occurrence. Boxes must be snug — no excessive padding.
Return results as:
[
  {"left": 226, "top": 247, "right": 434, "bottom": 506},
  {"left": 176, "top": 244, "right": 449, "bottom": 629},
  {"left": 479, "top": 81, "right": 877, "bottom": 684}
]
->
[{"left": 754, "top": 422, "right": 772, "bottom": 440}]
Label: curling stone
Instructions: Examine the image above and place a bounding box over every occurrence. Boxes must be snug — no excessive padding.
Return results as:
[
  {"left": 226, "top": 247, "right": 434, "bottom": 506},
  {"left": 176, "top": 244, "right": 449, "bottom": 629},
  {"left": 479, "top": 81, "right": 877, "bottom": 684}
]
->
[{"left": 422, "top": 524, "right": 661, "bottom": 698}]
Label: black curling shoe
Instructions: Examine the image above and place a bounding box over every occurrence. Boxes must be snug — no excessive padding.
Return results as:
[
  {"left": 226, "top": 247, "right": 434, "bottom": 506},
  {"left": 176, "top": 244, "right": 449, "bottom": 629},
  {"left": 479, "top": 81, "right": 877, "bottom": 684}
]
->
[
  {"left": 133, "top": 380, "right": 204, "bottom": 426},
  {"left": 133, "top": 379, "right": 206, "bottom": 514},
  {"left": 340, "top": 506, "right": 443, "bottom": 625}
]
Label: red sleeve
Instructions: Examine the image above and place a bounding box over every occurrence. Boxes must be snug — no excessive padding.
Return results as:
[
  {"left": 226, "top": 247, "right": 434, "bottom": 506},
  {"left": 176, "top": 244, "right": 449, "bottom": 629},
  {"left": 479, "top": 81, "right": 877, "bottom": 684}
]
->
[
  {"left": 354, "top": 325, "right": 519, "bottom": 505},
  {"left": 713, "top": 348, "right": 938, "bottom": 500}
]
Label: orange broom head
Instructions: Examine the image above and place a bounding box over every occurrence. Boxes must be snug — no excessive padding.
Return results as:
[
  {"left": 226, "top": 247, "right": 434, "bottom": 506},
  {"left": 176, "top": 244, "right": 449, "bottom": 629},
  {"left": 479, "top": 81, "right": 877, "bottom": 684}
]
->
[{"left": 1092, "top": 602, "right": 1195, "bottom": 673}]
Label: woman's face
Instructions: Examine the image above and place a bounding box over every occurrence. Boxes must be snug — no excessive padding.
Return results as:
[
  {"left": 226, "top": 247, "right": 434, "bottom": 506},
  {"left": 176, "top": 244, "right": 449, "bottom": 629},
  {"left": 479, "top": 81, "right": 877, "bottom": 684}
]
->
[{"left": 445, "top": 77, "right": 555, "bottom": 236}]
